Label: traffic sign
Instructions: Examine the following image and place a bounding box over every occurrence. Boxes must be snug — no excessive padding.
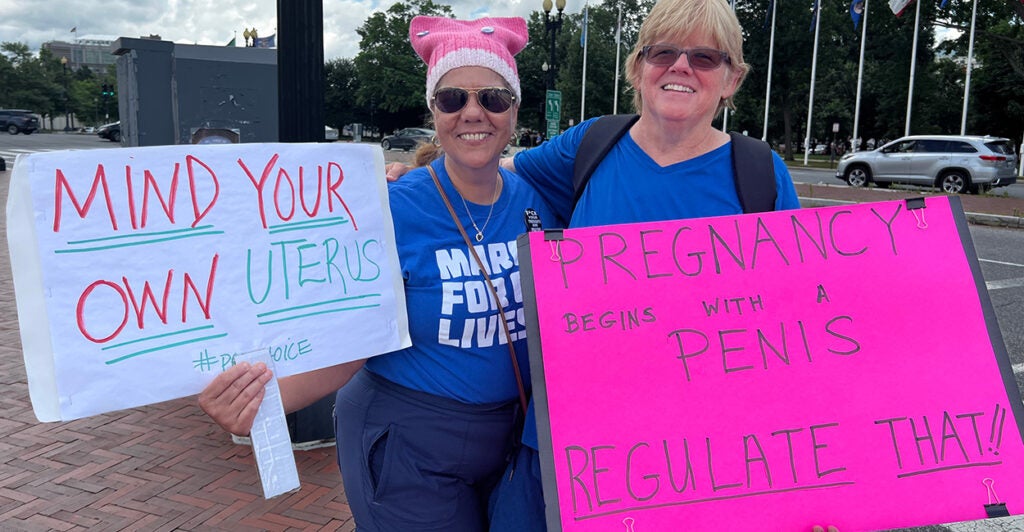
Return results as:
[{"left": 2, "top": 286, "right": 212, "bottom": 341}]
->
[{"left": 545, "top": 90, "right": 562, "bottom": 122}]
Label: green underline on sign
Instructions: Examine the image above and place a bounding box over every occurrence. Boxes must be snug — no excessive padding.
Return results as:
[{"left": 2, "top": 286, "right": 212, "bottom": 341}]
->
[
  {"left": 105, "top": 333, "right": 228, "bottom": 365},
  {"left": 66, "top": 225, "right": 216, "bottom": 244},
  {"left": 257, "top": 304, "right": 380, "bottom": 325},
  {"left": 57, "top": 230, "right": 224, "bottom": 253},
  {"left": 101, "top": 325, "right": 217, "bottom": 350},
  {"left": 268, "top": 217, "right": 349, "bottom": 234},
  {"left": 256, "top": 293, "right": 381, "bottom": 318}
]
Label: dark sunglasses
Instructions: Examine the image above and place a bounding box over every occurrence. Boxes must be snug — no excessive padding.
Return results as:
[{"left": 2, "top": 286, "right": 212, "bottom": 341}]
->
[
  {"left": 640, "top": 44, "right": 731, "bottom": 70},
  {"left": 431, "top": 87, "right": 516, "bottom": 114}
]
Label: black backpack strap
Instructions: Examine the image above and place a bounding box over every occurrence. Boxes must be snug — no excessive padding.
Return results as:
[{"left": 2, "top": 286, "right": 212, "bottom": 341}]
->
[
  {"left": 728, "top": 131, "right": 776, "bottom": 213},
  {"left": 572, "top": 114, "right": 640, "bottom": 206}
]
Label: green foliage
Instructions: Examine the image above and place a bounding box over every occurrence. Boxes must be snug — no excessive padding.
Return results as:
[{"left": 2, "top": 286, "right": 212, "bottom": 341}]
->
[
  {"left": 729, "top": 0, "right": 1023, "bottom": 159},
  {"left": 352, "top": 0, "right": 453, "bottom": 133},
  {"left": 516, "top": 0, "right": 652, "bottom": 133},
  {"left": 1, "top": 42, "right": 118, "bottom": 126},
  {"left": 2, "top": 0, "right": 1020, "bottom": 141},
  {"left": 325, "top": 57, "right": 361, "bottom": 130}
]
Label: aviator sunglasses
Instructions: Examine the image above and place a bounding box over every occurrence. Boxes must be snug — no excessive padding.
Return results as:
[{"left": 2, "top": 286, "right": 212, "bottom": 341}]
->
[
  {"left": 640, "top": 44, "right": 732, "bottom": 70},
  {"left": 431, "top": 87, "right": 517, "bottom": 114}
]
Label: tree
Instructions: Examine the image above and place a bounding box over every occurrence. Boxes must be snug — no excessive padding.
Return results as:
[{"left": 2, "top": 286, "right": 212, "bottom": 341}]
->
[
  {"left": 936, "top": 0, "right": 1024, "bottom": 140},
  {"left": 734, "top": 0, "right": 953, "bottom": 159},
  {"left": 517, "top": 0, "right": 652, "bottom": 133},
  {"left": 2, "top": 42, "right": 58, "bottom": 116},
  {"left": 325, "top": 58, "right": 362, "bottom": 132},
  {"left": 353, "top": 0, "right": 453, "bottom": 134}
]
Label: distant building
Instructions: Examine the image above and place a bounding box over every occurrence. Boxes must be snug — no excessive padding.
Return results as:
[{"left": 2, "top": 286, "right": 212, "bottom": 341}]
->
[{"left": 43, "top": 34, "right": 160, "bottom": 73}]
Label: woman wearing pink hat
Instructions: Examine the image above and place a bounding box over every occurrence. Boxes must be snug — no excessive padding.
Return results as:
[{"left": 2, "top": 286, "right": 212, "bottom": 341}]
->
[
  {"left": 386, "top": 0, "right": 804, "bottom": 529},
  {"left": 199, "top": 15, "right": 556, "bottom": 531}
]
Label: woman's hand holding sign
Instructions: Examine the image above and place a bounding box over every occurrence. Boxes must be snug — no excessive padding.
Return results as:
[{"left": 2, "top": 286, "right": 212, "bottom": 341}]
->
[{"left": 198, "top": 362, "right": 272, "bottom": 436}]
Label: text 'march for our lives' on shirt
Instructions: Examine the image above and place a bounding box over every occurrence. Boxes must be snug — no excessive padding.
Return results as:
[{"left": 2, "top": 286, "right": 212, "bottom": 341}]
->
[{"left": 517, "top": 195, "right": 1024, "bottom": 532}]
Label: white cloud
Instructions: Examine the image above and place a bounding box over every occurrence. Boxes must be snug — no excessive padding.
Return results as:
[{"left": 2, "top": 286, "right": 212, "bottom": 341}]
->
[{"left": 0, "top": 0, "right": 589, "bottom": 61}]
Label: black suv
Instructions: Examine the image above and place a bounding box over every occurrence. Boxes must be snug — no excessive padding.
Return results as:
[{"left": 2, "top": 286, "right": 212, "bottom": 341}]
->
[{"left": 0, "top": 109, "right": 40, "bottom": 135}]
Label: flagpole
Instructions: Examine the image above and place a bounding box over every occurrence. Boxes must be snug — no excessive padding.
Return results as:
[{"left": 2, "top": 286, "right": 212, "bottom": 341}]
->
[
  {"left": 762, "top": 0, "right": 777, "bottom": 142},
  {"left": 960, "top": 0, "right": 978, "bottom": 134},
  {"left": 580, "top": 3, "right": 589, "bottom": 123},
  {"left": 904, "top": 0, "right": 921, "bottom": 137},
  {"left": 803, "top": 0, "right": 822, "bottom": 165},
  {"left": 852, "top": 0, "right": 869, "bottom": 151},
  {"left": 722, "top": 0, "right": 737, "bottom": 132},
  {"left": 613, "top": 3, "right": 622, "bottom": 115}
]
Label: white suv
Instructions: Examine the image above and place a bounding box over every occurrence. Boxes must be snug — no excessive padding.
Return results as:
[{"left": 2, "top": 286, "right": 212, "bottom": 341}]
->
[{"left": 836, "top": 135, "right": 1019, "bottom": 194}]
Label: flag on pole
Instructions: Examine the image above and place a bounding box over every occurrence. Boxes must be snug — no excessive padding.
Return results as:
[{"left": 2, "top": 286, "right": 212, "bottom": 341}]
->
[
  {"left": 226, "top": 37, "right": 236, "bottom": 47},
  {"left": 809, "top": 0, "right": 819, "bottom": 31},
  {"left": 889, "top": 0, "right": 913, "bottom": 15},
  {"left": 254, "top": 34, "right": 275, "bottom": 48},
  {"left": 580, "top": 5, "right": 588, "bottom": 48},
  {"left": 850, "top": 0, "right": 865, "bottom": 28}
]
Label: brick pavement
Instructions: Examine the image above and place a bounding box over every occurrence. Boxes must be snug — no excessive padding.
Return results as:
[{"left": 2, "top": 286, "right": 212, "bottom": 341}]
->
[{"left": 2, "top": 159, "right": 1024, "bottom": 532}]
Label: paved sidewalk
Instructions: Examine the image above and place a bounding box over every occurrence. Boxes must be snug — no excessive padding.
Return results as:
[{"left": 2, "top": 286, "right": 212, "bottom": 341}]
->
[{"left": 2, "top": 163, "right": 1023, "bottom": 531}]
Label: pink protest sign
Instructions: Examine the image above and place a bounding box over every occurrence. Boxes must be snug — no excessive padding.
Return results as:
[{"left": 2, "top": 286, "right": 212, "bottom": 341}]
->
[{"left": 517, "top": 196, "right": 1024, "bottom": 531}]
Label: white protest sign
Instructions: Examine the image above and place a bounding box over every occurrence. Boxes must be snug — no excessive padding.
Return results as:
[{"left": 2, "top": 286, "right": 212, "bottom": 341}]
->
[{"left": 7, "top": 142, "right": 409, "bottom": 422}]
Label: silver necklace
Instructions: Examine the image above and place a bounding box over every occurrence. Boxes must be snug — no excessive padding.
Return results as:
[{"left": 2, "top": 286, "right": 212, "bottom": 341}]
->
[{"left": 457, "top": 178, "right": 500, "bottom": 242}]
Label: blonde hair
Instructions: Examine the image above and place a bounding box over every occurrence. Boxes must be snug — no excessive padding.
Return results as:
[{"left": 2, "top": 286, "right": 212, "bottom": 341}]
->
[
  {"left": 624, "top": 0, "right": 750, "bottom": 115},
  {"left": 414, "top": 139, "right": 443, "bottom": 167}
]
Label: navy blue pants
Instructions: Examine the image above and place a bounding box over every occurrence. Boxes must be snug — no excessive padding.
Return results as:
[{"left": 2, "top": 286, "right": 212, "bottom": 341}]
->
[
  {"left": 487, "top": 445, "right": 547, "bottom": 531},
  {"left": 334, "top": 369, "right": 518, "bottom": 532}
]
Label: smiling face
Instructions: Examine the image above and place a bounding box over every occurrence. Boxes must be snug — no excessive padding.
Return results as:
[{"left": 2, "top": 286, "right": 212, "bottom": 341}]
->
[
  {"left": 431, "top": 66, "right": 518, "bottom": 174},
  {"left": 633, "top": 30, "right": 740, "bottom": 128},
  {"left": 624, "top": 0, "right": 750, "bottom": 120}
]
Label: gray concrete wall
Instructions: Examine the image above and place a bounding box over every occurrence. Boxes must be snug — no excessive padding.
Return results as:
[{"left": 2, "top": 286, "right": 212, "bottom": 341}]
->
[{"left": 112, "top": 38, "right": 278, "bottom": 147}]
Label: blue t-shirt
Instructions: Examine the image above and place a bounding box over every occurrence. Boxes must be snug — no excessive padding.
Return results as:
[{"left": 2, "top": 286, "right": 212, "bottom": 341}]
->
[
  {"left": 365, "top": 157, "right": 556, "bottom": 404},
  {"left": 515, "top": 116, "right": 800, "bottom": 227},
  {"left": 513, "top": 117, "right": 802, "bottom": 448}
]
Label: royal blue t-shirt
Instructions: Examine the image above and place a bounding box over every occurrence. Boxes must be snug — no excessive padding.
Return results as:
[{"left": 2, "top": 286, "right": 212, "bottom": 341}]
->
[
  {"left": 515, "top": 116, "right": 800, "bottom": 227},
  {"left": 513, "top": 117, "right": 802, "bottom": 448},
  {"left": 365, "top": 157, "right": 556, "bottom": 404}
]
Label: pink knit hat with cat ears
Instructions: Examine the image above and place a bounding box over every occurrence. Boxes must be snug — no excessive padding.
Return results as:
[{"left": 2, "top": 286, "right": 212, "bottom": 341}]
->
[{"left": 410, "top": 16, "right": 528, "bottom": 107}]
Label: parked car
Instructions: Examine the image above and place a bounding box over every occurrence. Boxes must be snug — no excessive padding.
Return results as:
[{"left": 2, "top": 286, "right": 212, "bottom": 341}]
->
[
  {"left": 97, "top": 121, "right": 121, "bottom": 142},
  {"left": 325, "top": 125, "right": 339, "bottom": 141},
  {"left": 0, "top": 109, "right": 40, "bottom": 135},
  {"left": 835, "top": 135, "right": 1019, "bottom": 194},
  {"left": 381, "top": 128, "right": 434, "bottom": 151}
]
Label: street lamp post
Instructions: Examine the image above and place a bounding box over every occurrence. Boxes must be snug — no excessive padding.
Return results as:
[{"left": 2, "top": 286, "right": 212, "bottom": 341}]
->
[
  {"left": 542, "top": 0, "right": 566, "bottom": 91},
  {"left": 60, "top": 56, "right": 71, "bottom": 131}
]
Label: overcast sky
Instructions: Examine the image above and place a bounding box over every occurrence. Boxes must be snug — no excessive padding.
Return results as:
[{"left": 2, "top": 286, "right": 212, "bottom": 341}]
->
[{"left": 0, "top": 0, "right": 589, "bottom": 61}]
